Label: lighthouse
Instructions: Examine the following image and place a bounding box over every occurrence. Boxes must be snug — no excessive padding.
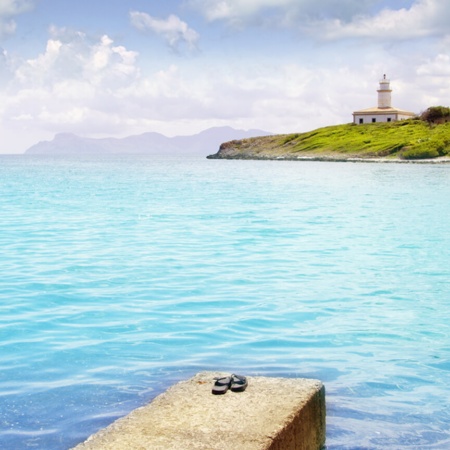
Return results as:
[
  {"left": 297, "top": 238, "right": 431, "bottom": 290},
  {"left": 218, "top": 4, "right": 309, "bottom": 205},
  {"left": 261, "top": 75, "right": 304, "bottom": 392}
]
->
[
  {"left": 353, "top": 75, "right": 415, "bottom": 124},
  {"left": 377, "top": 74, "right": 392, "bottom": 108}
]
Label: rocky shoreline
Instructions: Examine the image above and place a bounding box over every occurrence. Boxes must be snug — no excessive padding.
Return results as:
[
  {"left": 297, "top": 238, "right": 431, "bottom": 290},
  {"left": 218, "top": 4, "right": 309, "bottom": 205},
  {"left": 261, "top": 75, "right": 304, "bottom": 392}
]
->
[{"left": 207, "top": 152, "right": 450, "bottom": 163}]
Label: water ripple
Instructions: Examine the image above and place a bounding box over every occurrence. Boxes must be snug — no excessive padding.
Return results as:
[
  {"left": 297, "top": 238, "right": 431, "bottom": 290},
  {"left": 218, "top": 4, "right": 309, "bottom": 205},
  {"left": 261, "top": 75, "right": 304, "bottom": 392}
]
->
[{"left": 1, "top": 157, "right": 450, "bottom": 449}]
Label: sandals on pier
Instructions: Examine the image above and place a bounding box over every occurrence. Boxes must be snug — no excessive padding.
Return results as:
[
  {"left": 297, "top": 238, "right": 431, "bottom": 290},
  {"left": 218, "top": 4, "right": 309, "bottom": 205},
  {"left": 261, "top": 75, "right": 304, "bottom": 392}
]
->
[{"left": 212, "top": 374, "right": 248, "bottom": 395}]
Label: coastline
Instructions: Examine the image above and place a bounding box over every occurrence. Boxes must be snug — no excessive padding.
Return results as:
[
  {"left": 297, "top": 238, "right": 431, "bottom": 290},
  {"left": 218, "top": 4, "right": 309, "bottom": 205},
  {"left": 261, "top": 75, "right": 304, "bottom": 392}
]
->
[
  {"left": 206, "top": 121, "right": 450, "bottom": 163},
  {"left": 207, "top": 153, "right": 450, "bottom": 164}
]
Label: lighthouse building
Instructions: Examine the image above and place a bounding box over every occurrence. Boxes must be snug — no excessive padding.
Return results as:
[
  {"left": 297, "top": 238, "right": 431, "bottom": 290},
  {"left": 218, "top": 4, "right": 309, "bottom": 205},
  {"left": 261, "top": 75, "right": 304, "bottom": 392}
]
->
[{"left": 353, "top": 75, "right": 415, "bottom": 124}]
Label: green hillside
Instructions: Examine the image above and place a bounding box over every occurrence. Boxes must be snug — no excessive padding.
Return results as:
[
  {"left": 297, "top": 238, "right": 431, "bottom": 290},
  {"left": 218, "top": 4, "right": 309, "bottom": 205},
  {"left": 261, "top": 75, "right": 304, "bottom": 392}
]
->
[{"left": 208, "top": 119, "right": 450, "bottom": 161}]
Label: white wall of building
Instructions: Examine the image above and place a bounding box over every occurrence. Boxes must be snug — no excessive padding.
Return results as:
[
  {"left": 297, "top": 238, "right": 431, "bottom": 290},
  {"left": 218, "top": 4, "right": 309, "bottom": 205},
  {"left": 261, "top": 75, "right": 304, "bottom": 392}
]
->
[{"left": 353, "top": 114, "right": 396, "bottom": 124}]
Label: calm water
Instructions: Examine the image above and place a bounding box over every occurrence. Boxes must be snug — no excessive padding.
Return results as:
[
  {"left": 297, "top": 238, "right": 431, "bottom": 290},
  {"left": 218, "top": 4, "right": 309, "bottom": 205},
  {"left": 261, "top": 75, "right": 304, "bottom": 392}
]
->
[{"left": 1, "top": 155, "right": 449, "bottom": 449}]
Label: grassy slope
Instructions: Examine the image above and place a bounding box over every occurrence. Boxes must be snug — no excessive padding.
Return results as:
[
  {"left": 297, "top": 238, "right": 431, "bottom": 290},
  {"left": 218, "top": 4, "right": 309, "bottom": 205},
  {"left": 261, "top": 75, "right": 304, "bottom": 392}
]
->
[{"left": 215, "top": 120, "right": 450, "bottom": 160}]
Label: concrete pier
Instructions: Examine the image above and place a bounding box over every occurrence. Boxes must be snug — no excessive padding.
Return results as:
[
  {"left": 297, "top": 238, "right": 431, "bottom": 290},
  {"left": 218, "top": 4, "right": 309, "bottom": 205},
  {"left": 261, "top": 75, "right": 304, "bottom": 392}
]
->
[{"left": 73, "top": 372, "right": 326, "bottom": 450}]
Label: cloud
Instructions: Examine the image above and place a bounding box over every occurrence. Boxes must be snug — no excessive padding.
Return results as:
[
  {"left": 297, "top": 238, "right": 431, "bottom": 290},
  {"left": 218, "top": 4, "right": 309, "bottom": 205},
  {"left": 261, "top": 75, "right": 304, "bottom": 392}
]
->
[
  {"left": 0, "top": 0, "right": 34, "bottom": 38},
  {"left": 14, "top": 27, "right": 139, "bottom": 88},
  {"left": 189, "top": 0, "right": 378, "bottom": 25},
  {"left": 4, "top": 40, "right": 367, "bottom": 138},
  {"left": 313, "top": 0, "right": 450, "bottom": 41},
  {"left": 130, "top": 11, "right": 199, "bottom": 51},
  {"left": 1, "top": 24, "right": 348, "bottom": 149},
  {"left": 189, "top": 0, "right": 449, "bottom": 41},
  {"left": 189, "top": 0, "right": 288, "bottom": 21},
  {"left": 1, "top": 28, "right": 141, "bottom": 141},
  {"left": 415, "top": 51, "right": 450, "bottom": 105},
  {"left": 418, "top": 53, "right": 450, "bottom": 77},
  {"left": 0, "top": 18, "right": 15, "bottom": 36}
]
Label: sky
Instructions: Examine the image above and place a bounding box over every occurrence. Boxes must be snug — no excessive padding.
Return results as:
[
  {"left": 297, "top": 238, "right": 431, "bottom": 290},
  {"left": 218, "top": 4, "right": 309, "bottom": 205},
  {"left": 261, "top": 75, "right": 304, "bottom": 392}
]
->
[{"left": 0, "top": 0, "right": 449, "bottom": 153}]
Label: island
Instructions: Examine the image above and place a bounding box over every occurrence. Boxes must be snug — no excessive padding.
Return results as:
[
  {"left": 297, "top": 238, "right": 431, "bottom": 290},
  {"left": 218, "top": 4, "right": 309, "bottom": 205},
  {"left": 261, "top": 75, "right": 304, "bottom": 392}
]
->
[{"left": 207, "top": 107, "right": 450, "bottom": 163}]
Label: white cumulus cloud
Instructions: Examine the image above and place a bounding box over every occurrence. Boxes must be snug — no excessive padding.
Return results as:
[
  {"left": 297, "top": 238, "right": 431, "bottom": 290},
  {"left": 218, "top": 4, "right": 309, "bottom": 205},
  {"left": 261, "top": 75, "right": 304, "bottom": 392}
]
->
[
  {"left": 14, "top": 27, "right": 139, "bottom": 88},
  {"left": 130, "top": 11, "right": 199, "bottom": 51},
  {"left": 1, "top": 28, "right": 141, "bottom": 146}
]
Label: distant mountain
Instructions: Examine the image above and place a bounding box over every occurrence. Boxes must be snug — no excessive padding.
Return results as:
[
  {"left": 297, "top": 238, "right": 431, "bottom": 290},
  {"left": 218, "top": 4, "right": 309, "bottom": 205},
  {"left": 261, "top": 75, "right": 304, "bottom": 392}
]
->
[{"left": 25, "top": 127, "right": 273, "bottom": 156}]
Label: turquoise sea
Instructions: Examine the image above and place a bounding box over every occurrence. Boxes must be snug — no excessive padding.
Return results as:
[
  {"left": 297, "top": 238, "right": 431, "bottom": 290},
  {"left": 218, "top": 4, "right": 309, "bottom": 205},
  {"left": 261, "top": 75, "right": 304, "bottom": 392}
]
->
[{"left": 1, "top": 155, "right": 449, "bottom": 449}]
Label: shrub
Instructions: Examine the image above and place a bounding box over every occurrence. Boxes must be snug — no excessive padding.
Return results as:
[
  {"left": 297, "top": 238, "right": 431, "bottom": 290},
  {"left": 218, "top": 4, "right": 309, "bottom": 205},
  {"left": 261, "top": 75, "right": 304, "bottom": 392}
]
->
[
  {"left": 433, "top": 139, "right": 447, "bottom": 155},
  {"left": 420, "top": 106, "right": 450, "bottom": 124},
  {"left": 402, "top": 147, "right": 440, "bottom": 160}
]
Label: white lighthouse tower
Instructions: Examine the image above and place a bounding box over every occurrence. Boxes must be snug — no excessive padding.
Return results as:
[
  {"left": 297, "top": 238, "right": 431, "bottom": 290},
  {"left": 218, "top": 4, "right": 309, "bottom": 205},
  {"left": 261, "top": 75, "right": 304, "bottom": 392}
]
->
[
  {"left": 377, "top": 74, "right": 392, "bottom": 109},
  {"left": 353, "top": 75, "right": 415, "bottom": 124}
]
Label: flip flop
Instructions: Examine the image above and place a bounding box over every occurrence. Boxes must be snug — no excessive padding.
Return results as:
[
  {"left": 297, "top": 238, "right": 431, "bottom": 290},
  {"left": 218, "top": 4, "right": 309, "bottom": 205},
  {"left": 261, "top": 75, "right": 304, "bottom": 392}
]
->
[
  {"left": 212, "top": 376, "right": 232, "bottom": 395},
  {"left": 230, "top": 374, "right": 248, "bottom": 392}
]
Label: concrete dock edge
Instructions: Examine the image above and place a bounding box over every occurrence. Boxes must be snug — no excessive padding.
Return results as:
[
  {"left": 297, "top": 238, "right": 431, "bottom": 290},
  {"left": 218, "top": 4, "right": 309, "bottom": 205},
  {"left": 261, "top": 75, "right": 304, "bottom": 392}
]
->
[{"left": 72, "top": 371, "right": 326, "bottom": 450}]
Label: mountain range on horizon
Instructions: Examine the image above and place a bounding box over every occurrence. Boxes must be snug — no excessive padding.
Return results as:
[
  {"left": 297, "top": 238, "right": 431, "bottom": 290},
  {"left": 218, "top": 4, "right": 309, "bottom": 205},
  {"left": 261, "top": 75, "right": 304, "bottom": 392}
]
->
[{"left": 25, "top": 127, "right": 273, "bottom": 156}]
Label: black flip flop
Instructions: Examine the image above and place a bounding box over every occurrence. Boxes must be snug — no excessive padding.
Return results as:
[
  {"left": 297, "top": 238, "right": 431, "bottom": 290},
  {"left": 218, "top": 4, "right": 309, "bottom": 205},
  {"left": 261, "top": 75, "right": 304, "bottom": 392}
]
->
[
  {"left": 230, "top": 374, "right": 248, "bottom": 392},
  {"left": 212, "top": 376, "right": 232, "bottom": 395}
]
